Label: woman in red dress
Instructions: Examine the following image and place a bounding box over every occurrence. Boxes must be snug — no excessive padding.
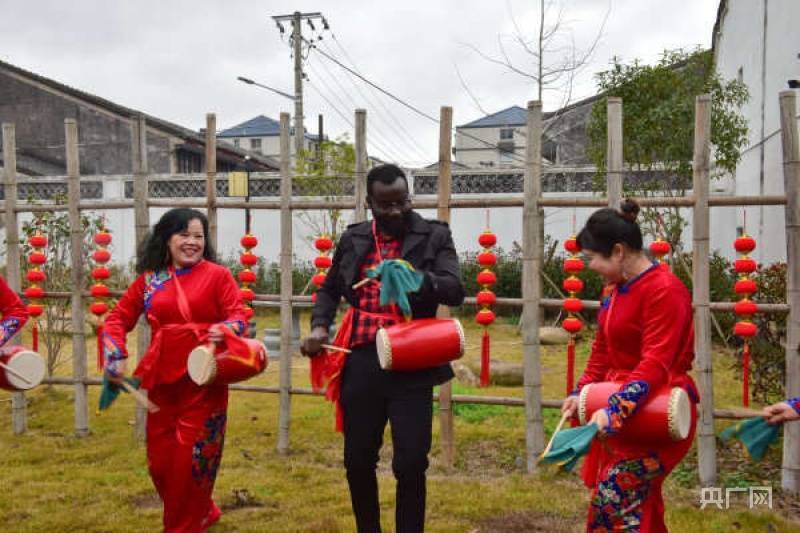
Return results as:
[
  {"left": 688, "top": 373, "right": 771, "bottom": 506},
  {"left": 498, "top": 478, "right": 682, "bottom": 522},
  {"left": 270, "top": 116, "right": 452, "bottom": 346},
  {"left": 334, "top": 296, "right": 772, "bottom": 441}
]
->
[
  {"left": 103, "top": 208, "right": 247, "bottom": 532},
  {"left": 561, "top": 199, "right": 698, "bottom": 532},
  {"left": 0, "top": 276, "right": 28, "bottom": 346}
]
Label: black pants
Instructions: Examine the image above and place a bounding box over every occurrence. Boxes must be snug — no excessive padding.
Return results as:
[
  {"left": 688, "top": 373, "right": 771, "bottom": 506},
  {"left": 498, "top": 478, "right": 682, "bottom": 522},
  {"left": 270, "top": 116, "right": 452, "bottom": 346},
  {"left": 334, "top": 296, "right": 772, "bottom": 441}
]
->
[{"left": 340, "top": 344, "right": 434, "bottom": 533}]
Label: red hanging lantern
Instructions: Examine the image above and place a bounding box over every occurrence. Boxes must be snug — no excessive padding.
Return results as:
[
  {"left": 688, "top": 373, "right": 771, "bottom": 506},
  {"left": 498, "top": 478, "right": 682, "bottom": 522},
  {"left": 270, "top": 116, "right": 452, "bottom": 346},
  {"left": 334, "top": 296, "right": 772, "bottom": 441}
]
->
[
  {"left": 312, "top": 234, "right": 335, "bottom": 306},
  {"left": 732, "top": 232, "right": 758, "bottom": 407},
  {"left": 90, "top": 227, "right": 113, "bottom": 370},
  {"left": 476, "top": 227, "right": 497, "bottom": 387},
  {"left": 649, "top": 238, "right": 671, "bottom": 263},
  {"left": 561, "top": 235, "right": 584, "bottom": 395},
  {"left": 239, "top": 234, "right": 259, "bottom": 321},
  {"left": 25, "top": 228, "right": 48, "bottom": 351}
]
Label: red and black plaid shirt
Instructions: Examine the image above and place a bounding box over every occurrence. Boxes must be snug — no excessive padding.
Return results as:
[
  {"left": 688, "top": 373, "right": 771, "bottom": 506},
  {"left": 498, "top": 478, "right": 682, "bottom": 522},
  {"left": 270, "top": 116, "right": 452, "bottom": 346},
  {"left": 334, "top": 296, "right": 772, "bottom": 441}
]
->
[{"left": 349, "top": 234, "right": 404, "bottom": 347}]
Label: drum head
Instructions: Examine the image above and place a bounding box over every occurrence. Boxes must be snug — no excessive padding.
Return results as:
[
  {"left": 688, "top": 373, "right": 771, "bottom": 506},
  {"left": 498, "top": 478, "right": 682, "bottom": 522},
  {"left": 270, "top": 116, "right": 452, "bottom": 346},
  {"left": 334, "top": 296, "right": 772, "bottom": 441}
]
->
[
  {"left": 668, "top": 387, "right": 692, "bottom": 440},
  {"left": 375, "top": 328, "right": 391, "bottom": 370},
  {"left": 187, "top": 346, "right": 215, "bottom": 385},
  {"left": 452, "top": 319, "right": 466, "bottom": 357},
  {"left": 577, "top": 383, "right": 592, "bottom": 425},
  {"left": 5, "top": 350, "right": 45, "bottom": 390}
]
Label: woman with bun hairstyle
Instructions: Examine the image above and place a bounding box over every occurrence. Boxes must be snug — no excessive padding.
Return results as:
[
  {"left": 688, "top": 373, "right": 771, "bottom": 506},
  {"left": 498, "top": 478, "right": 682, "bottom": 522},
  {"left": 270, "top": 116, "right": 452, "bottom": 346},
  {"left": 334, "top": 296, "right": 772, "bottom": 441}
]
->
[{"left": 560, "top": 199, "right": 698, "bottom": 532}]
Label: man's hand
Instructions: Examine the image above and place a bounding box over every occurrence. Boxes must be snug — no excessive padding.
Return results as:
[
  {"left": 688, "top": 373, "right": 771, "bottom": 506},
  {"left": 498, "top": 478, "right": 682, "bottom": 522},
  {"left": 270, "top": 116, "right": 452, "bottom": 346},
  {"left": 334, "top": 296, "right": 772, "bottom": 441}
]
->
[
  {"left": 300, "top": 326, "right": 330, "bottom": 357},
  {"left": 763, "top": 401, "right": 800, "bottom": 425}
]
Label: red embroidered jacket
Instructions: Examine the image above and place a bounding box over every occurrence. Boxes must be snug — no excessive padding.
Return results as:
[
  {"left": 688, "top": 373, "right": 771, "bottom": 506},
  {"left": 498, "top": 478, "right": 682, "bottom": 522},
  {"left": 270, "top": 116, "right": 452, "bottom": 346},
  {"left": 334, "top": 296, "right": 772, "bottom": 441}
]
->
[
  {"left": 0, "top": 276, "right": 28, "bottom": 346},
  {"left": 103, "top": 260, "right": 247, "bottom": 386}
]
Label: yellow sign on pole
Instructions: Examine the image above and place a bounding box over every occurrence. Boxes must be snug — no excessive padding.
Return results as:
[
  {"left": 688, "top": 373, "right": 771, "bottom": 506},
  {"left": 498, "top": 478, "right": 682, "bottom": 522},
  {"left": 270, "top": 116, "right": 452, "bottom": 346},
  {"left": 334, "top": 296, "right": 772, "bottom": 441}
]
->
[{"left": 229, "top": 171, "right": 249, "bottom": 197}]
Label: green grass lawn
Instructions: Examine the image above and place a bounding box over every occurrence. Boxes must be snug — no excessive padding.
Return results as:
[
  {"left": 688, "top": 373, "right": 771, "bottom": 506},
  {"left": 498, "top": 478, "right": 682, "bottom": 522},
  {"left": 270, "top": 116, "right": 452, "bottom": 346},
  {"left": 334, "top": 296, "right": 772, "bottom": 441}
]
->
[{"left": 1, "top": 310, "right": 798, "bottom": 532}]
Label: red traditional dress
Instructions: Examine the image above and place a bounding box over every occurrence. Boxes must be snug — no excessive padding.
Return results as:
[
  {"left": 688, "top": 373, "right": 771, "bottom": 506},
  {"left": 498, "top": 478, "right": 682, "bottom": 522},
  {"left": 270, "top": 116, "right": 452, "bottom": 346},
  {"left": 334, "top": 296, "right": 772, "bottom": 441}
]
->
[
  {"left": 0, "top": 276, "right": 28, "bottom": 345},
  {"left": 573, "top": 263, "right": 698, "bottom": 532},
  {"left": 103, "top": 260, "right": 247, "bottom": 533}
]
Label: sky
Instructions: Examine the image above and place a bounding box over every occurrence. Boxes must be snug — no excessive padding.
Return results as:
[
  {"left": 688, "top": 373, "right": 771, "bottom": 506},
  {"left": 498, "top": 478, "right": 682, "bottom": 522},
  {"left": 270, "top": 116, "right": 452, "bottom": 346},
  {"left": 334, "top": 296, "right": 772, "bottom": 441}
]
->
[{"left": 0, "top": 0, "right": 721, "bottom": 166}]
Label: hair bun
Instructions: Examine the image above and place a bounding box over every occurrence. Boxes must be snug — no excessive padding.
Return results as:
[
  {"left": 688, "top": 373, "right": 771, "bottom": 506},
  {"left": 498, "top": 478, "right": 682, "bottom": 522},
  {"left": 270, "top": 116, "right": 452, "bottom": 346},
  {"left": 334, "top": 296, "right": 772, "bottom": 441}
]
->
[{"left": 618, "top": 198, "right": 640, "bottom": 223}]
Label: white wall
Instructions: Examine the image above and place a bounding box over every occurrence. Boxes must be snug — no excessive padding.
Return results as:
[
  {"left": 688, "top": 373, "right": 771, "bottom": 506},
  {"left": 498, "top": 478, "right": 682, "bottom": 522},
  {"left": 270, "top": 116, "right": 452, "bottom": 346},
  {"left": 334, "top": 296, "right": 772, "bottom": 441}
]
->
[{"left": 714, "top": 0, "right": 800, "bottom": 262}]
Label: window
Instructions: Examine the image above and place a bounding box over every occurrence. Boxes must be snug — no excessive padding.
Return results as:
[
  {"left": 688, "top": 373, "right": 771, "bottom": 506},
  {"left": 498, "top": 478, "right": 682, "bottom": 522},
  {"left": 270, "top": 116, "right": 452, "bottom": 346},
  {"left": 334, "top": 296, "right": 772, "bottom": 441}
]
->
[
  {"left": 500, "top": 128, "right": 514, "bottom": 140},
  {"left": 499, "top": 151, "right": 514, "bottom": 165},
  {"left": 233, "top": 139, "right": 240, "bottom": 148},
  {"left": 250, "top": 138, "right": 262, "bottom": 153}
]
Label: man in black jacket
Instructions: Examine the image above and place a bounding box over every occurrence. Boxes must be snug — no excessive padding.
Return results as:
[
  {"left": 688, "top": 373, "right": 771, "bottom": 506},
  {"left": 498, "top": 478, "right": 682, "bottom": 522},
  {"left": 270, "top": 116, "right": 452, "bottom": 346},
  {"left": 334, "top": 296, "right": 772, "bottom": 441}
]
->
[{"left": 301, "top": 164, "right": 464, "bottom": 533}]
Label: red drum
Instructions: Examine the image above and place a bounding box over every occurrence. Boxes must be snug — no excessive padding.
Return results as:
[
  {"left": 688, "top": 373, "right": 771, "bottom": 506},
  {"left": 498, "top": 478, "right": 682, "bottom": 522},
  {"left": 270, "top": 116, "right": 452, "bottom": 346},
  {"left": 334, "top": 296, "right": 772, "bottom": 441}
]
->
[
  {"left": 187, "top": 336, "right": 268, "bottom": 386},
  {"left": 0, "top": 346, "right": 46, "bottom": 391},
  {"left": 578, "top": 381, "right": 692, "bottom": 442},
  {"left": 376, "top": 318, "right": 465, "bottom": 371}
]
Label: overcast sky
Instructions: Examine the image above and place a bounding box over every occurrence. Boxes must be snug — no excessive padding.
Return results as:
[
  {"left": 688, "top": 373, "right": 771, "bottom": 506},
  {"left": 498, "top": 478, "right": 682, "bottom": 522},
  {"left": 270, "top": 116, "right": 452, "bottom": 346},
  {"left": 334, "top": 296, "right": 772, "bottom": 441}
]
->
[{"left": 0, "top": 0, "right": 720, "bottom": 166}]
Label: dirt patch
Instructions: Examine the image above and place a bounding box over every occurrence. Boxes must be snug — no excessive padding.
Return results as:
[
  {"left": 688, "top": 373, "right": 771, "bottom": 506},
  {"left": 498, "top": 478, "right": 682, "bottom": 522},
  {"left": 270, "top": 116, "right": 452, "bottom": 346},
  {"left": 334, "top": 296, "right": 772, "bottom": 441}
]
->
[
  {"left": 219, "top": 488, "right": 271, "bottom": 511},
  {"left": 130, "top": 493, "right": 161, "bottom": 510},
  {"left": 477, "top": 510, "right": 581, "bottom": 532}
]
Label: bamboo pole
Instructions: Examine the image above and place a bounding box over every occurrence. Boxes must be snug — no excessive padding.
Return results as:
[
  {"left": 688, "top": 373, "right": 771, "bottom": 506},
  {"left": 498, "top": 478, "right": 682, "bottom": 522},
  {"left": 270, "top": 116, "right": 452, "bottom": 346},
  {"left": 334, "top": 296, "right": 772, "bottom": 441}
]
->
[
  {"left": 354, "top": 109, "right": 367, "bottom": 223},
  {"left": 3, "top": 123, "right": 26, "bottom": 435},
  {"left": 132, "top": 115, "right": 151, "bottom": 441},
  {"left": 779, "top": 90, "right": 800, "bottom": 493},
  {"left": 607, "top": 97, "right": 623, "bottom": 207},
  {"left": 205, "top": 113, "right": 218, "bottom": 249},
  {"left": 692, "top": 95, "right": 716, "bottom": 486},
  {"left": 65, "top": 119, "right": 89, "bottom": 438},
  {"left": 436, "top": 106, "right": 455, "bottom": 467},
  {"left": 523, "top": 101, "right": 545, "bottom": 472},
  {"left": 277, "top": 112, "right": 293, "bottom": 455}
]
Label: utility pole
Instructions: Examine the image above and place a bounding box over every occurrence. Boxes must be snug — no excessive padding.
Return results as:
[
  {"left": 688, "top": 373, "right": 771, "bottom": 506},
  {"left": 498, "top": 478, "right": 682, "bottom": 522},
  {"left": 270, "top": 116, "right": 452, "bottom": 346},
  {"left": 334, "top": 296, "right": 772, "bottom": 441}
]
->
[{"left": 272, "top": 11, "right": 328, "bottom": 164}]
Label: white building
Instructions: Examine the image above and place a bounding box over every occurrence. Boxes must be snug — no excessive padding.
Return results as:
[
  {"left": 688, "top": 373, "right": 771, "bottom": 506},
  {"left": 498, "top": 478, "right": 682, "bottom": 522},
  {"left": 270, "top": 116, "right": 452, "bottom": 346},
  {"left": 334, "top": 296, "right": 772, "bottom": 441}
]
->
[
  {"left": 217, "top": 115, "right": 323, "bottom": 159},
  {"left": 713, "top": 0, "right": 800, "bottom": 262}
]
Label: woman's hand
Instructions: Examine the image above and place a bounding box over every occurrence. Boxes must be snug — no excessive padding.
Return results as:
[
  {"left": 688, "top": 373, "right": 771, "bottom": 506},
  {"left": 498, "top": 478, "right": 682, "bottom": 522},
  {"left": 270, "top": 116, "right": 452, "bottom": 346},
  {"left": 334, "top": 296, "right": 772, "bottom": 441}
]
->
[
  {"left": 763, "top": 402, "right": 800, "bottom": 425},
  {"left": 561, "top": 395, "right": 579, "bottom": 418},
  {"left": 590, "top": 408, "right": 610, "bottom": 434},
  {"left": 208, "top": 324, "right": 225, "bottom": 344}
]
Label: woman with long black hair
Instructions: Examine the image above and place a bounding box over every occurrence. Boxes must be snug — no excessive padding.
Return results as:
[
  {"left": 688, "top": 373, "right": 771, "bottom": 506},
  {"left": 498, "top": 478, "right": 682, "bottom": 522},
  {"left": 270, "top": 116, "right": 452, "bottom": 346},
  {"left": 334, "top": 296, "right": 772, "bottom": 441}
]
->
[{"left": 103, "top": 208, "right": 247, "bottom": 532}]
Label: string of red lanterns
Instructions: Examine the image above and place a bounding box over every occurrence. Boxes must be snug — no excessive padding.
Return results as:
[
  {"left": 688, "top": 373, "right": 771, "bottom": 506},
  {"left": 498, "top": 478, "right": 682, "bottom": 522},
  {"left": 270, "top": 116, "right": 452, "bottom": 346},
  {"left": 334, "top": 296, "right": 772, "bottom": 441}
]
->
[
  {"left": 312, "top": 234, "right": 334, "bottom": 303},
  {"left": 733, "top": 231, "right": 758, "bottom": 407},
  {"left": 476, "top": 228, "right": 497, "bottom": 387},
  {"left": 25, "top": 227, "right": 48, "bottom": 352},
  {"left": 561, "top": 235, "right": 584, "bottom": 394},
  {"left": 238, "top": 234, "right": 259, "bottom": 322},
  {"left": 90, "top": 227, "right": 112, "bottom": 370},
  {"left": 650, "top": 213, "right": 671, "bottom": 264}
]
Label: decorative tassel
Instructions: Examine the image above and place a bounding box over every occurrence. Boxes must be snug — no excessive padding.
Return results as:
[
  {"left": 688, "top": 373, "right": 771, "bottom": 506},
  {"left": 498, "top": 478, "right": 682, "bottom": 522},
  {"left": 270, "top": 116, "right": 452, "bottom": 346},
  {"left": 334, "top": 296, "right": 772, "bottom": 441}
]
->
[
  {"left": 480, "top": 329, "right": 490, "bottom": 387},
  {"left": 566, "top": 336, "right": 575, "bottom": 395},
  {"left": 742, "top": 341, "right": 750, "bottom": 407},
  {"left": 96, "top": 323, "right": 104, "bottom": 372},
  {"left": 310, "top": 354, "right": 326, "bottom": 392},
  {"left": 31, "top": 320, "right": 38, "bottom": 352}
]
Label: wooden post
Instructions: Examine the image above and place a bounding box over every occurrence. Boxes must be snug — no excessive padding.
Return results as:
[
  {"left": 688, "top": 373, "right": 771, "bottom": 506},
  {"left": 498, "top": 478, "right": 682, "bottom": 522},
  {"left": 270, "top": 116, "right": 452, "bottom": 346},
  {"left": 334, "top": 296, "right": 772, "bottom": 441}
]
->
[
  {"left": 779, "top": 90, "right": 800, "bottom": 493},
  {"left": 436, "top": 106, "right": 455, "bottom": 467},
  {"left": 354, "top": 109, "right": 367, "bottom": 223},
  {"left": 3, "top": 123, "right": 26, "bottom": 434},
  {"left": 132, "top": 115, "right": 151, "bottom": 441},
  {"left": 65, "top": 119, "right": 89, "bottom": 437},
  {"left": 692, "top": 95, "right": 716, "bottom": 486},
  {"left": 607, "top": 97, "right": 623, "bottom": 207},
  {"left": 205, "top": 113, "right": 218, "bottom": 249},
  {"left": 277, "top": 112, "right": 293, "bottom": 455},
  {"left": 523, "top": 101, "right": 545, "bottom": 471}
]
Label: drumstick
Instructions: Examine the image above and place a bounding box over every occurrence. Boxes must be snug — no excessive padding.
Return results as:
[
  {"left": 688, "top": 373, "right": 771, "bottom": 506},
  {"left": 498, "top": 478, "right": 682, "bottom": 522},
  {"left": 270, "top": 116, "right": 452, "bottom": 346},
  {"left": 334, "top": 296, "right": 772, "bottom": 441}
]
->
[
  {"left": 322, "top": 344, "right": 351, "bottom": 354},
  {"left": 729, "top": 407, "right": 766, "bottom": 418},
  {"left": 0, "top": 361, "right": 32, "bottom": 386},
  {"left": 120, "top": 380, "right": 160, "bottom": 413},
  {"left": 351, "top": 277, "right": 376, "bottom": 290},
  {"left": 541, "top": 412, "right": 570, "bottom": 459}
]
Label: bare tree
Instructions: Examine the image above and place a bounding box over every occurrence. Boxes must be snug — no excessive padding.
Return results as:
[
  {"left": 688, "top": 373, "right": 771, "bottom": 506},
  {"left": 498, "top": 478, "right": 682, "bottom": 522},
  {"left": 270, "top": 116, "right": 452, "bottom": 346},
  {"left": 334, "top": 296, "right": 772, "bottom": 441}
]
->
[{"left": 460, "top": 0, "right": 610, "bottom": 117}]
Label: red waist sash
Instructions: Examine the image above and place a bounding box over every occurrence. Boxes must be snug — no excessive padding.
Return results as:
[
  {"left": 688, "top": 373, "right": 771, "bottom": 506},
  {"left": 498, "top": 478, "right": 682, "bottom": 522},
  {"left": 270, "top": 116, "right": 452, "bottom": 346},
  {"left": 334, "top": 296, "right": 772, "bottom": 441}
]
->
[{"left": 134, "top": 321, "right": 211, "bottom": 389}]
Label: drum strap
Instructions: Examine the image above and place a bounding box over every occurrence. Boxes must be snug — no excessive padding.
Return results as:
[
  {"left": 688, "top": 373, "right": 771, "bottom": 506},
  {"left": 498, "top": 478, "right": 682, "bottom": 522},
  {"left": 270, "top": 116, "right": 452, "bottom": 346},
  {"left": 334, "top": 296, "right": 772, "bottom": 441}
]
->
[{"left": 170, "top": 265, "right": 204, "bottom": 342}]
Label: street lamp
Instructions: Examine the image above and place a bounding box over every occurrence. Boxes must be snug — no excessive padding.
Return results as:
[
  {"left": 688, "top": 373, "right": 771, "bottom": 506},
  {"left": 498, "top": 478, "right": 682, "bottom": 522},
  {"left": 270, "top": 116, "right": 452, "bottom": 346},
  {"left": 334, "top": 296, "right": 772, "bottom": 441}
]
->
[{"left": 237, "top": 76, "right": 296, "bottom": 101}]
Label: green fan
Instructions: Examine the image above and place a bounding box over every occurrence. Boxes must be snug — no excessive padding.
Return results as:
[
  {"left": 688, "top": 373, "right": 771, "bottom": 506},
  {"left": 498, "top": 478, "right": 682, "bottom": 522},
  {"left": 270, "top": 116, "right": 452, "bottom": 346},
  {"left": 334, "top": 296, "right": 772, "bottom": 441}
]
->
[
  {"left": 365, "top": 259, "right": 424, "bottom": 319},
  {"left": 539, "top": 418, "right": 599, "bottom": 472},
  {"left": 719, "top": 417, "right": 780, "bottom": 462}
]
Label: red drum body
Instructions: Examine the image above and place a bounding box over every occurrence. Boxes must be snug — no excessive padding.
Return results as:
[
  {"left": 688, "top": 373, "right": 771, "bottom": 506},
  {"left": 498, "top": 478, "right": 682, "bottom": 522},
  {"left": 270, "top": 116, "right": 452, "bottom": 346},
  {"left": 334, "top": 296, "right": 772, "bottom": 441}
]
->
[
  {"left": 376, "top": 318, "right": 465, "bottom": 371},
  {"left": 187, "top": 338, "right": 268, "bottom": 386},
  {"left": 0, "top": 346, "right": 46, "bottom": 391},
  {"left": 578, "top": 381, "right": 691, "bottom": 442}
]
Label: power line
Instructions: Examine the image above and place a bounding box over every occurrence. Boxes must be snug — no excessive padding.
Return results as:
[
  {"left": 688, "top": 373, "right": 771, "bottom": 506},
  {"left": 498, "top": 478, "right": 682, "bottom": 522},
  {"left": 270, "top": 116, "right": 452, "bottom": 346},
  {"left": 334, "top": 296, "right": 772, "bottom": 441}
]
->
[
  {"left": 323, "top": 35, "right": 431, "bottom": 162},
  {"left": 305, "top": 78, "right": 395, "bottom": 163},
  {"left": 305, "top": 37, "right": 528, "bottom": 165}
]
